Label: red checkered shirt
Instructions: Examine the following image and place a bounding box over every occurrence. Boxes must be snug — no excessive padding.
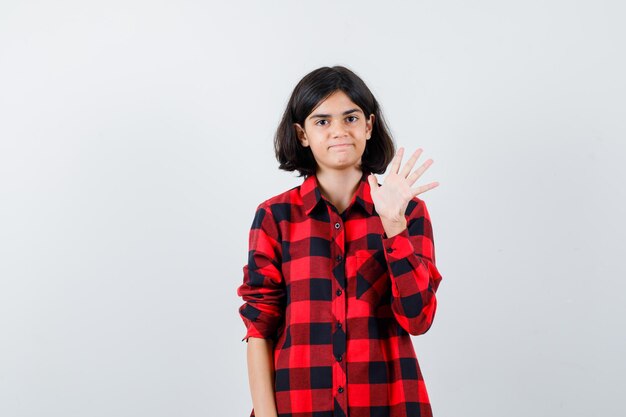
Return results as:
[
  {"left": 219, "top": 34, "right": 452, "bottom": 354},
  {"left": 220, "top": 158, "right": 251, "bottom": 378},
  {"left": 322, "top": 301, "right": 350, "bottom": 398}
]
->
[{"left": 237, "top": 169, "right": 443, "bottom": 417}]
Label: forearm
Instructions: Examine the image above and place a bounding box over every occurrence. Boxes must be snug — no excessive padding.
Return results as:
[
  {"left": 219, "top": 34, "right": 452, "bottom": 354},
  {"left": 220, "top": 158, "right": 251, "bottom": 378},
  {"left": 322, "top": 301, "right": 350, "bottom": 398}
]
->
[
  {"left": 246, "top": 337, "right": 278, "bottom": 417},
  {"left": 380, "top": 212, "right": 443, "bottom": 335}
]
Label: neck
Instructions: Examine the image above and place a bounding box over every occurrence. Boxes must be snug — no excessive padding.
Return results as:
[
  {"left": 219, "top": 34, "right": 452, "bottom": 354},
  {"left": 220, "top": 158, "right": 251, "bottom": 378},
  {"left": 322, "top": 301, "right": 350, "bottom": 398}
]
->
[{"left": 315, "top": 167, "right": 364, "bottom": 214}]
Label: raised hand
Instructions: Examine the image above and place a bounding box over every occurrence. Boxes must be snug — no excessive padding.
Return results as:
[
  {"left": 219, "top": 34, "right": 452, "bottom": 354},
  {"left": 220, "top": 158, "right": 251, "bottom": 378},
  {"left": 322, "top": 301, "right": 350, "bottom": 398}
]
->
[{"left": 367, "top": 147, "right": 439, "bottom": 231}]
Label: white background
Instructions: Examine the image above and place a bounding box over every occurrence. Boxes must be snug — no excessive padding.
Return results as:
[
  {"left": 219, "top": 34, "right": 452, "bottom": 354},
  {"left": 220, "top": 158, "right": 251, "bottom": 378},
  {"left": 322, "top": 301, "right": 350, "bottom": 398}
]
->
[{"left": 1, "top": 1, "right": 624, "bottom": 416}]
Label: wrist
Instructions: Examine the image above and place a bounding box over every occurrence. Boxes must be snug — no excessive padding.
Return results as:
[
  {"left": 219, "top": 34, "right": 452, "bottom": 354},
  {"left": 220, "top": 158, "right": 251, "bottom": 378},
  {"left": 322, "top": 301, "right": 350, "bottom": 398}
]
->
[{"left": 380, "top": 217, "right": 407, "bottom": 238}]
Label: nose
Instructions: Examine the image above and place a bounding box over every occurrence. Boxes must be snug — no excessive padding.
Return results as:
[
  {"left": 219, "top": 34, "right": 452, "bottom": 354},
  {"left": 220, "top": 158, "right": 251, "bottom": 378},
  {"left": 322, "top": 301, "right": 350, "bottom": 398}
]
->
[{"left": 330, "top": 121, "right": 348, "bottom": 138}]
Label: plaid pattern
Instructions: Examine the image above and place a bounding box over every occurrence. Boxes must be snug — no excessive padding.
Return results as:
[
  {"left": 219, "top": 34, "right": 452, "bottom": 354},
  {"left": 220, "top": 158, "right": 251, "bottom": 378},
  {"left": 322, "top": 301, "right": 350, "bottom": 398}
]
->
[{"left": 237, "top": 169, "right": 443, "bottom": 417}]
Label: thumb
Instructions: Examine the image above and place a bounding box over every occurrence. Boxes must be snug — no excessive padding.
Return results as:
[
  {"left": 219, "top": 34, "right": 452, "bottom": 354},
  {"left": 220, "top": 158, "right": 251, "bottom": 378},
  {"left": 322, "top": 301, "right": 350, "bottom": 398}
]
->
[{"left": 367, "top": 174, "right": 378, "bottom": 193}]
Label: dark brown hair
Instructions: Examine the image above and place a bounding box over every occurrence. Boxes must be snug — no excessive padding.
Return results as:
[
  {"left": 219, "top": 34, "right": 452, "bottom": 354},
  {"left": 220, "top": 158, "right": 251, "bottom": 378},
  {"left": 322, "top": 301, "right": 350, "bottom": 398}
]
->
[{"left": 274, "top": 65, "right": 395, "bottom": 177}]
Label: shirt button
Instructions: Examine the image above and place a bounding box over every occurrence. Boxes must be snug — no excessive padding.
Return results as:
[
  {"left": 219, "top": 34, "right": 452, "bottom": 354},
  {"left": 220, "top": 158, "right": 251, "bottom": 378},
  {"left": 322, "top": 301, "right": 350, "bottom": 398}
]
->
[
  {"left": 338, "top": 386, "right": 344, "bottom": 393},
  {"left": 336, "top": 254, "right": 342, "bottom": 262},
  {"left": 337, "top": 321, "right": 342, "bottom": 328},
  {"left": 336, "top": 289, "right": 342, "bottom": 296},
  {"left": 336, "top": 355, "right": 342, "bottom": 362},
  {"left": 334, "top": 222, "right": 341, "bottom": 229},
  {"left": 386, "top": 247, "right": 394, "bottom": 253}
]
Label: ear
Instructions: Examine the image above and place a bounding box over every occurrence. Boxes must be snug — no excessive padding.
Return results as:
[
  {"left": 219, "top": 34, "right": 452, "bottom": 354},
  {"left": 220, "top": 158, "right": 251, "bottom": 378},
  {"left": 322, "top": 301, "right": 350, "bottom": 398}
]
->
[
  {"left": 365, "top": 114, "right": 375, "bottom": 140},
  {"left": 293, "top": 123, "right": 309, "bottom": 147}
]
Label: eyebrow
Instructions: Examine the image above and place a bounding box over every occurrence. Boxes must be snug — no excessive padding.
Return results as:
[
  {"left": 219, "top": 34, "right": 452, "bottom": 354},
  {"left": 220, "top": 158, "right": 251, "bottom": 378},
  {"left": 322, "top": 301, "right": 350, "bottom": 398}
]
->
[{"left": 308, "top": 108, "right": 363, "bottom": 119}]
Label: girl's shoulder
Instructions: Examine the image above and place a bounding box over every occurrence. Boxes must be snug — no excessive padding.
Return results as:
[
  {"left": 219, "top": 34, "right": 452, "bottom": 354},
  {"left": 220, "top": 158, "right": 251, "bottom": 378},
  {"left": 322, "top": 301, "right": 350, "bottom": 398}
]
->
[
  {"left": 254, "top": 183, "right": 302, "bottom": 215},
  {"left": 259, "top": 185, "right": 300, "bottom": 207}
]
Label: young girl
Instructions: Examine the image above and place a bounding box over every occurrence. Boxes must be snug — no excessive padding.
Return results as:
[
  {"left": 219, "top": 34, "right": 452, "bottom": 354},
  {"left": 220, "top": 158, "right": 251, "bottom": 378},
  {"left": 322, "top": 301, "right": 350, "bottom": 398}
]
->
[{"left": 237, "top": 66, "right": 443, "bottom": 417}]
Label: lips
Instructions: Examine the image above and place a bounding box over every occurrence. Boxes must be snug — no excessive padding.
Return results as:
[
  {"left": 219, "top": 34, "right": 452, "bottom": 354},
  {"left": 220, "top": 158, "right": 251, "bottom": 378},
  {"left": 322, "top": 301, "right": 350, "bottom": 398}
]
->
[{"left": 330, "top": 143, "right": 352, "bottom": 148}]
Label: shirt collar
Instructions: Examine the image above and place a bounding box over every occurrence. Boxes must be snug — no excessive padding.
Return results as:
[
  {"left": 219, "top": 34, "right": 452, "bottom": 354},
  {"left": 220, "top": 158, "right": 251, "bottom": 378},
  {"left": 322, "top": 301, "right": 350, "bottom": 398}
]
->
[{"left": 300, "top": 170, "right": 375, "bottom": 217}]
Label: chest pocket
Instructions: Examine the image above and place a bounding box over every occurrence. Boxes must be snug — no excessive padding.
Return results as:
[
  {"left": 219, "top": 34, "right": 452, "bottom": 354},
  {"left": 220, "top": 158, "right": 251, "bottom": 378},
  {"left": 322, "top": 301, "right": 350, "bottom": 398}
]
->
[{"left": 355, "top": 249, "right": 391, "bottom": 306}]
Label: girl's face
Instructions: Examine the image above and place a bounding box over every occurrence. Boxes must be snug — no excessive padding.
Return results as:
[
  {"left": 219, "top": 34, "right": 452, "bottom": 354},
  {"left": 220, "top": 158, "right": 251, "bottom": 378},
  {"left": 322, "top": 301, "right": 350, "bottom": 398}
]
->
[{"left": 294, "top": 90, "right": 375, "bottom": 175}]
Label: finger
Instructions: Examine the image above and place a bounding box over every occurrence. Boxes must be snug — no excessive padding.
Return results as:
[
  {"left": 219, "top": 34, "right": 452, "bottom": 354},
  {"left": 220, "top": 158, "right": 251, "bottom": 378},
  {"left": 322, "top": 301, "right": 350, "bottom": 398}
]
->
[
  {"left": 390, "top": 147, "right": 404, "bottom": 174},
  {"left": 407, "top": 158, "right": 434, "bottom": 186},
  {"left": 399, "top": 148, "right": 423, "bottom": 179},
  {"left": 367, "top": 174, "right": 379, "bottom": 191},
  {"left": 412, "top": 181, "right": 440, "bottom": 197}
]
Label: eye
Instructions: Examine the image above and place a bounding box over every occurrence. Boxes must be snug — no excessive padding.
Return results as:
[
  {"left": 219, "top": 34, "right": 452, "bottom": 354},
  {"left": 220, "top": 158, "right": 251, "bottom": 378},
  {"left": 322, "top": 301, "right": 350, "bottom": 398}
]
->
[
  {"left": 347, "top": 115, "right": 358, "bottom": 122},
  {"left": 315, "top": 120, "right": 328, "bottom": 126}
]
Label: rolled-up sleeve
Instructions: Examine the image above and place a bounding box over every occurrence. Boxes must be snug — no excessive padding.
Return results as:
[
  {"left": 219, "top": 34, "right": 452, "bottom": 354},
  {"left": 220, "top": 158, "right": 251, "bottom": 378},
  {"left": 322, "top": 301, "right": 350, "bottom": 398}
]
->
[
  {"left": 381, "top": 198, "right": 443, "bottom": 336},
  {"left": 237, "top": 203, "right": 286, "bottom": 343}
]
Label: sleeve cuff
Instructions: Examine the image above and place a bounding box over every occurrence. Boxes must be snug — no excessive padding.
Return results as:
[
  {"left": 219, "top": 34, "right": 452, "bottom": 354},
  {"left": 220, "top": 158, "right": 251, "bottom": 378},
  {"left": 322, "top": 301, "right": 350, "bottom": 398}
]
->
[
  {"left": 381, "top": 228, "right": 415, "bottom": 261},
  {"left": 239, "top": 303, "right": 282, "bottom": 342}
]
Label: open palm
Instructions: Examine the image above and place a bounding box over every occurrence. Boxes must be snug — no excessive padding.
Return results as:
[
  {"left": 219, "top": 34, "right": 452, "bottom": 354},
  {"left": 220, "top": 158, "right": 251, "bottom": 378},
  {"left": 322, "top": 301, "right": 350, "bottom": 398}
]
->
[{"left": 367, "top": 147, "right": 440, "bottom": 222}]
